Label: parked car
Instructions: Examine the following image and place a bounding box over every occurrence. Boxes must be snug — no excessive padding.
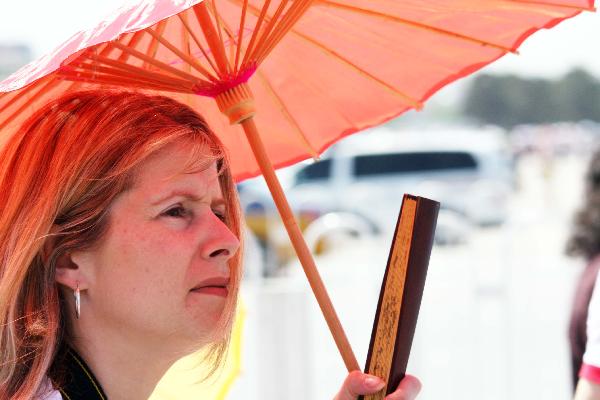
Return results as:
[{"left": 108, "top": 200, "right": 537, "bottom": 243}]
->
[{"left": 238, "top": 126, "right": 514, "bottom": 271}]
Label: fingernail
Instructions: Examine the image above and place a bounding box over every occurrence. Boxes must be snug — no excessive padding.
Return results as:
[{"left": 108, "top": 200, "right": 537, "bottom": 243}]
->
[{"left": 365, "top": 376, "right": 385, "bottom": 390}]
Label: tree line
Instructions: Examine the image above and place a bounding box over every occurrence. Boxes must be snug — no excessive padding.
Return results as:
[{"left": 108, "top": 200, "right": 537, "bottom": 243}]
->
[{"left": 462, "top": 69, "right": 600, "bottom": 129}]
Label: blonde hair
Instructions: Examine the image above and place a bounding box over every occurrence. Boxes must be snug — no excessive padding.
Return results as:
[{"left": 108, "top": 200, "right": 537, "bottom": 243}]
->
[{"left": 0, "top": 90, "right": 243, "bottom": 398}]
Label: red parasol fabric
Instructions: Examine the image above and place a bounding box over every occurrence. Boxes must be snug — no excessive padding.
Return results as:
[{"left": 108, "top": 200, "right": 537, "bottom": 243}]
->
[{"left": 0, "top": 0, "right": 595, "bottom": 180}]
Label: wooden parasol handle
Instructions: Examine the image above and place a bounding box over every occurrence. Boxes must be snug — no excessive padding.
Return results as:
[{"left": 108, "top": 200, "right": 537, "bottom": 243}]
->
[{"left": 241, "top": 116, "right": 360, "bottom": 373}]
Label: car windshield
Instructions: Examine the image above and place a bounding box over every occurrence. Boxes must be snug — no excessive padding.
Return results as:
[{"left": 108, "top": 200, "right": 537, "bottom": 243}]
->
[
  {"left": 352, "top": 151, "right": 478, "bottom": 177},
  {"left": 294, "top": 159, "right": 332, "bottom": 185}
]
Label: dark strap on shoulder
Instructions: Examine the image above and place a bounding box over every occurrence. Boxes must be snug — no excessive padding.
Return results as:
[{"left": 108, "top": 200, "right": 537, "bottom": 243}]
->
[{"left": 54, "top": 347, "right": 108, "bottom": 400}]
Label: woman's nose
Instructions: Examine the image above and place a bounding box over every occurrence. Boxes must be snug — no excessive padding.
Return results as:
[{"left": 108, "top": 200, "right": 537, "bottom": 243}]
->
[{"left": 201, "top": 213, "right": 240, "bottom": 261}]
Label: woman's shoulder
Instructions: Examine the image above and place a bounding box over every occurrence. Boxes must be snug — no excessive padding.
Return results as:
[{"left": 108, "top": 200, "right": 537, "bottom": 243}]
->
[{"left": 35, "top": 377, "right": 63, "bottom": 400}]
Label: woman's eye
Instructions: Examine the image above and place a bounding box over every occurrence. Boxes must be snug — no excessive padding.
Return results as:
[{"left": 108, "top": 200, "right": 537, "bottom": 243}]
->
[
  {"left": 213, "top": 210, "right": 227, "bottom": 222},
  {"left": 163, "top": 205, "right": 188, "bottom": 218}
]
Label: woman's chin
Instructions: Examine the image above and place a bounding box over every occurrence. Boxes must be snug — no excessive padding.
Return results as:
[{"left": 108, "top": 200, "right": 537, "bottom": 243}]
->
[
  {"left": 184, "top": 308, "right": 226, "bottom": 338},
  {"left": 183, "top": 289, "right": 235, "bottom": 343}
]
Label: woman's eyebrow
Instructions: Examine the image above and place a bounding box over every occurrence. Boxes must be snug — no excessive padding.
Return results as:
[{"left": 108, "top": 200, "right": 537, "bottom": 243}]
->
[
  {"left": 150, "top": 190, "right": 202, "bottom": 205},
  {"left": 150, "top": 190, "right": 225, "bottom": 206}
]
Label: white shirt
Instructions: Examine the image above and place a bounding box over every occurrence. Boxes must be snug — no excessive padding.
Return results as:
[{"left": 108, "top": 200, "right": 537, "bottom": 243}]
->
[{"left": 35, "top": 377, "right": 62, "bottom": 400}]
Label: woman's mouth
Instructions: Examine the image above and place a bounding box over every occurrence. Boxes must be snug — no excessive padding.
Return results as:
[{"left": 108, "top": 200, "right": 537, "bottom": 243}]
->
[
  {"left": 190, "top": 276, "right": 230, "bottom": 297},
  {"left": 190, "top": 286, "right": 228, "bottom": 297}
]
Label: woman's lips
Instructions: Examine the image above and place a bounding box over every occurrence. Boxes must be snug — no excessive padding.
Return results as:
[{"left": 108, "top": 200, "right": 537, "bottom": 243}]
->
[
  {"left": 190, "top": 276, "right": 230, "bottom": 297},
  {"left": 190, "top": 286, "right": 228, "bottom": 297}
]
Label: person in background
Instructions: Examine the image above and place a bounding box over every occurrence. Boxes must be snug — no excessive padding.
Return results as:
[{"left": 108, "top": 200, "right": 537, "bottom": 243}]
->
[
  {"left": 568, "top": 150, "right": 600, "bottom": 394},
  {"left": 574, "top": 270, "right": 600, "bottom": 399}
]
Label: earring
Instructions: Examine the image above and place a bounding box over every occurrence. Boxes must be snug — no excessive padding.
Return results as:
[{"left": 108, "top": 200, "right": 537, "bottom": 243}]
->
[{"left": 74, "top": 282, "right": 81, "bottom": 319}]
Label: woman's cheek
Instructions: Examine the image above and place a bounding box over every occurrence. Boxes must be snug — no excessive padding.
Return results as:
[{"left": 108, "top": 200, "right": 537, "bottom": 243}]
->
[{"left": 107, "top": 218, "right": 196, "bottom": 274}]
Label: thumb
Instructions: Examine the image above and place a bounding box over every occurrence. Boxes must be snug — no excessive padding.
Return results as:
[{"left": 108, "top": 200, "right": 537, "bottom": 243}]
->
[{"left": 335, "top": 371, "right": 386, "bottom": 400}]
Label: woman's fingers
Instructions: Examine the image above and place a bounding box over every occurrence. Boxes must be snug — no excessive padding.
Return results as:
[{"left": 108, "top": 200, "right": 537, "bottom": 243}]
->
[
  {"left": 334, "top": 371, "right": 386, "bottom": 400},
  {"left": 384, "top": 374, "right": 422, "bottom": 400},
  {"left": 334, "top": 372, "right": 422, "bottom": 400}
]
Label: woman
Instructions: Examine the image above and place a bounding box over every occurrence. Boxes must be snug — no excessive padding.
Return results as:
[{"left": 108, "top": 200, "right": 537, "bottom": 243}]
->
[
  {"left": 573, "top": 270, "right": 600, "bottom": 400},
  {"left": 567, "top": 150, "right": 600, "bottom": 391},
  {"left": 0, "top": 90, "right": 421, "bottom": 400}
]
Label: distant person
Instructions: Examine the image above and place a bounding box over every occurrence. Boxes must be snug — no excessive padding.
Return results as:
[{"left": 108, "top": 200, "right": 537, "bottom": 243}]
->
[
  {"left": 567, "top": 150, "right": 600, "bottom": 391},
  {"left": 573, "top": 271, "right": 600, "bottom": 400}
]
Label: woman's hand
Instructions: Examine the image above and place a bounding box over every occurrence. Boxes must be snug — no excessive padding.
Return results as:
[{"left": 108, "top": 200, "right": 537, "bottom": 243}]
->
[{"left": 334, "top": 371, "right": 421, "bottom": 400}]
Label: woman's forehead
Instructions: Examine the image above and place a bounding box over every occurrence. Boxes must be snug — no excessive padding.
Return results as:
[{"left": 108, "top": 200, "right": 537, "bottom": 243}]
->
[
  {"left": 140, "top": 139, "right": 214, "bottom": 173},
  {"left": 133, "top": 142, "right": 221, "bottom": 196}
]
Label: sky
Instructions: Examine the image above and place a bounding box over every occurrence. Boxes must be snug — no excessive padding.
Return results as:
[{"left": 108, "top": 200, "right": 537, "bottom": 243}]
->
[
  {"left": 484, "top": 10, "right": 599, "bottom": 78},
  {"left": 0, "top": 1, "right": 598, "bottom": 80}
]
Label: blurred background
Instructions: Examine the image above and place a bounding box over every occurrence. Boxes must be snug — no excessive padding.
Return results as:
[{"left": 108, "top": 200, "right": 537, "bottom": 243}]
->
[{"left": 2, "top": 2, "right": 599, "bottom": 399}]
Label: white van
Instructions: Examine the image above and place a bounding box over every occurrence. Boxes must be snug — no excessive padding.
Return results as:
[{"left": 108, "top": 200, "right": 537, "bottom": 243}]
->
[
  {"left": 284, "top": 127, "right": 513, "bottom": 233},
  {"left": 237, "top": 127, "right": 514, "bottom": 269}
]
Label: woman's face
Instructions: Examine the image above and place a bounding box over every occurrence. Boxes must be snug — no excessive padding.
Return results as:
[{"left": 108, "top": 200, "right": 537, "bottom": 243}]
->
[{"left": 71, "top": 140, "right": 240, "bottom": 350}]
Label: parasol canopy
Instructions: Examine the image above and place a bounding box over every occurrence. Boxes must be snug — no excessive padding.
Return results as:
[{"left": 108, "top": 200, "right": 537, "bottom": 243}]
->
[{"left": 1, "top": 0, "right": 595, "bottom": 180}]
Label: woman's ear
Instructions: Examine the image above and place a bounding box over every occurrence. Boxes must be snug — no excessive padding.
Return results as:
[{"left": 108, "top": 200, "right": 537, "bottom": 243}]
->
[
  {"left": 44, "top": 228, "right": 90, "bottom": 291},
  {"left": 54, "top": 252, "right": 90, "bottom": 291}
]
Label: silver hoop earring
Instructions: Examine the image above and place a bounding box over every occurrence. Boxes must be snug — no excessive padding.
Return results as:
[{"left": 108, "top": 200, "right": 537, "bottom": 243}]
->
[{"left": 74, "top": 282, "right": 81, "bottom": 319}]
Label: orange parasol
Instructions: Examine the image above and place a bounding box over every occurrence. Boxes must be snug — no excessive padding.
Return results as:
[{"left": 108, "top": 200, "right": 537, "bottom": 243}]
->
[{"left": 0, "top": 0, "right": 595, "bottom": 373}]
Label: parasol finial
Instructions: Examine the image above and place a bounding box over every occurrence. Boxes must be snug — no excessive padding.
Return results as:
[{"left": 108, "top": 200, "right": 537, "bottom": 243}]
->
[{"left": 215, "top": 83, "right": 256, "bottom": 124}]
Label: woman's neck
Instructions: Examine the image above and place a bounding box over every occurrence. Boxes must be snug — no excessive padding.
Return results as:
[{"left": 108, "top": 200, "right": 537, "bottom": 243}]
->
[{"left": 70, "top": 329, "right": 183, "bottom": 400}]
